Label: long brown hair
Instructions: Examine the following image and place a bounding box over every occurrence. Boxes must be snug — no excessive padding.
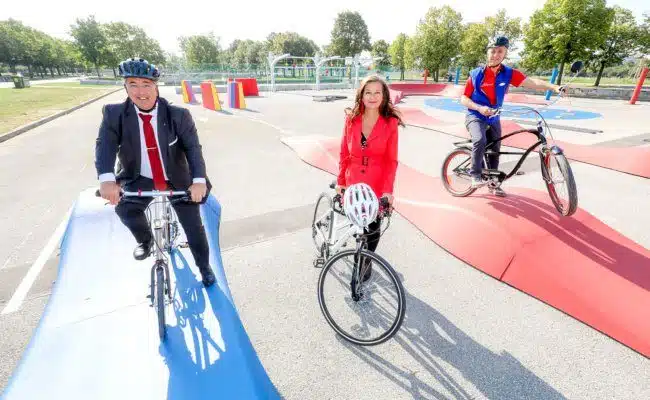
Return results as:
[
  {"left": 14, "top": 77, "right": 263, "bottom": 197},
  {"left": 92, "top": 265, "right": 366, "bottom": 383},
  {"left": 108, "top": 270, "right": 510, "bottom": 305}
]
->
[{"left": 345, "top": 74, "right": 404, "bottom": 127}]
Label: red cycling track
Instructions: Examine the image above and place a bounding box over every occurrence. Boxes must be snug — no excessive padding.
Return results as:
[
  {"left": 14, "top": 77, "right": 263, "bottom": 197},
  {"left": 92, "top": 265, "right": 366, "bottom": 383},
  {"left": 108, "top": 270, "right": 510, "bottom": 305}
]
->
[
  {"left": 281, "top": 134, "right": 650, "bottom": 358},
  {"left": 388, "top": 83, "right": 549, "bottom": 107}
]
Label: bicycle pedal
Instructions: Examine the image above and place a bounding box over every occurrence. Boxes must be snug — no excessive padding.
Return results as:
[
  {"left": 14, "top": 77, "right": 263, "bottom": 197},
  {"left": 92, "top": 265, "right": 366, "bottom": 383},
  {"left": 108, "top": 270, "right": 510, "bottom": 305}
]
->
[{"left": 313, "top": 258, "right": 325, "bottom": 268}]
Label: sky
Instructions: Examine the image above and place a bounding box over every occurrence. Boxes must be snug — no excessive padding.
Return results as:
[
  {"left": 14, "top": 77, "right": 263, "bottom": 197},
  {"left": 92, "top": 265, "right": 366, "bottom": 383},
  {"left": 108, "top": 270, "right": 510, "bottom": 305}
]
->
[{"left": 1, "top": 0, "right": 647, "bottom": 56}]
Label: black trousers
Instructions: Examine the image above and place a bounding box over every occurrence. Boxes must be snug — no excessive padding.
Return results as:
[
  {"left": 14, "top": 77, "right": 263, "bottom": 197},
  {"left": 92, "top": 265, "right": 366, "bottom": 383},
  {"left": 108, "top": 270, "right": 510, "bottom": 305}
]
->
[
  {"left": 365, "top": 218, "right": 382, "bottom": 253},
  {"left": 115, "top": 177, "right": 210, "bottom": 270}
]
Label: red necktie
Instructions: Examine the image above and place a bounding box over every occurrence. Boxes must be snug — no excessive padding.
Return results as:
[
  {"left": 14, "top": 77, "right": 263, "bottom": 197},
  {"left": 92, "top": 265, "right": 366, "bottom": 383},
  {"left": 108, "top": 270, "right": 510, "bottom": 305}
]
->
[{"left": 138, "top": 113, "right": 167, "bottom": 190}]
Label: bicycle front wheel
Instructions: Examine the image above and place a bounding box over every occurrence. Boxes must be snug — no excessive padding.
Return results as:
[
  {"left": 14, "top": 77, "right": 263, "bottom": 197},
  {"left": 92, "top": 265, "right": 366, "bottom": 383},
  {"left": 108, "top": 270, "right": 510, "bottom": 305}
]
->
[
  {"left": 317, "top": 249, "right": 406, "bottom": 346},
  {"left": 155, "top": 266, "right": 166, "bottom": 340},
  {"left": 542, "top": 152, "right": 578, "bottom": 216}
]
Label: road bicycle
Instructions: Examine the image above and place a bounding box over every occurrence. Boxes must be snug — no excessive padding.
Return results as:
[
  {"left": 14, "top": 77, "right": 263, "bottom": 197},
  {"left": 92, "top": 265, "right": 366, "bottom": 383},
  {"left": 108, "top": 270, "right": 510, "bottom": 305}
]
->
[
  {"left": 441, "top": 61, "right": 584, "bottom": 217},
  {"left": 311, "top": 181, "right": 406, "bottom": 345},
  {"left": 96, "top": 188, "right": 191, "bottom": 340}
]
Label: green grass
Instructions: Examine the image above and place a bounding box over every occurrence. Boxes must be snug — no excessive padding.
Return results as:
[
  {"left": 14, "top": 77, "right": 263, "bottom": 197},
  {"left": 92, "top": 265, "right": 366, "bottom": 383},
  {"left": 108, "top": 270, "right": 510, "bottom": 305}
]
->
[
  {"left": 38, "top": 82, "right": 84, "bottom": 87},
  {"left": 0, "top": 86, "right": 115, "bottom": 134}
]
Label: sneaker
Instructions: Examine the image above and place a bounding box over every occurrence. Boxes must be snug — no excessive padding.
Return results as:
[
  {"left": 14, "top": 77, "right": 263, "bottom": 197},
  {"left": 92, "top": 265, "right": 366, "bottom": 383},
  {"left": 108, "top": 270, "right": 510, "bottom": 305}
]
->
[
  {"left": 489, "top": 187, "right": 507, "bottom": 197},
  {"left": 133, "top": 240, "right": 152, "bottom": 261},
  {"left": 199, "top": 266, "right": 216, "bottom": 287},
  {"left": 471, "top": 177, "right": 485, "bottom": 188}
]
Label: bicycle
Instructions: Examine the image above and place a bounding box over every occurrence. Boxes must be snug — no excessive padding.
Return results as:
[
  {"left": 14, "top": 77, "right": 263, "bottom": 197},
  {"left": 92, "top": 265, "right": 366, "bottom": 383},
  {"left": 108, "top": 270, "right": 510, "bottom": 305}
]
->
[
  {"left": 441, "top": 61, "right": 583, "bottom": 217},
  {"left": 96, "top": 188, "right": 191, "bottom": 340},
  {"left": 311, "top": 181, "right": 406, "bottom": 345}
]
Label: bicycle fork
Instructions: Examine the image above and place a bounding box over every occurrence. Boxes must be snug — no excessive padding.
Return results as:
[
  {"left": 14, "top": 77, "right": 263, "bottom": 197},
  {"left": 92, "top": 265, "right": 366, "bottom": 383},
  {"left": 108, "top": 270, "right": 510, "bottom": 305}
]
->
[{"left": 350, "top": 238, "right": 369, "bottom": 302}]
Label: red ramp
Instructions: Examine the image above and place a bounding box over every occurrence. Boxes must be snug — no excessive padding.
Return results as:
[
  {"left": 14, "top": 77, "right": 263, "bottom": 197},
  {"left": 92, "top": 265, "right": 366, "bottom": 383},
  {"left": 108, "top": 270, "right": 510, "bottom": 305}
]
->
[
  {"left": 388, "top": 83, "right": 545, "bottom": 105},
  {"left": 281, "top": 134, "right": 650, "bottom": 358}
]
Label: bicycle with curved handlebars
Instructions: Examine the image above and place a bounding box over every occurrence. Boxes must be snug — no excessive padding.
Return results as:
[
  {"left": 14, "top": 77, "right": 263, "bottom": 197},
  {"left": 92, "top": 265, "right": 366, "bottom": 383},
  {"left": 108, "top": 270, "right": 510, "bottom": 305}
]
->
[
  {"left": 311, "top": 181, "right": 406, "bottom": 345},
  {"left": 96, "top": 188, "right": 191, "bottom": 340},
  {"left": 441, "top": 61, "right": 584, "bottom": 217}
]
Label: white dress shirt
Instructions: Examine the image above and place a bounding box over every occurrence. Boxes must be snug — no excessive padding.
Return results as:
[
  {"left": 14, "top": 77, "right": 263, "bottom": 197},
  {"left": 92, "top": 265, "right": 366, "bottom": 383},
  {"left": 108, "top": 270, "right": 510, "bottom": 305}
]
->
[{"left": 99, "top": 103, "right": 206, "bottom": 185}]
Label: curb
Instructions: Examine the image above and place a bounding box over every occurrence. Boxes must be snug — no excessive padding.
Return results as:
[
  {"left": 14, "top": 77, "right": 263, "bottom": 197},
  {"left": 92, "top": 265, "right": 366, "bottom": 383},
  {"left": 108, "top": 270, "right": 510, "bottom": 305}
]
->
[{"left": 0, "top": 87, "right": 122, "bottom": 144}]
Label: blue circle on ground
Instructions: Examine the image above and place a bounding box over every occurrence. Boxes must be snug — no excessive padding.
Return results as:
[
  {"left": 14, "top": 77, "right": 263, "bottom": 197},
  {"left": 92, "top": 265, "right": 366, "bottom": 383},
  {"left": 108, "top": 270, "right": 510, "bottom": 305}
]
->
[{"left": 423, "top": 97, "right": 602, "bottom": 120}]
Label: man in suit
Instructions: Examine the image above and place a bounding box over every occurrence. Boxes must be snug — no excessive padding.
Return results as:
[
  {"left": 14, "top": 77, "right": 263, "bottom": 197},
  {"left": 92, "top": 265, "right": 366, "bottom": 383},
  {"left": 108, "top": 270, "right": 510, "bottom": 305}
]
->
[{"left": 95, "top": 57, "right": 216, "bottom": 287}]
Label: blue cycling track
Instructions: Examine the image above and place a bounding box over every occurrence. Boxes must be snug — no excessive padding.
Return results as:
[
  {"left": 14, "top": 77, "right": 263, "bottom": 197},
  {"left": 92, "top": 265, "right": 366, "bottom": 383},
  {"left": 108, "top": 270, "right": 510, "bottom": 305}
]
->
[
  {"left": 1, "top": 189, "right": 280, "bottom": 400},
  {"left": 424, "top": 97, "right": 602, "bottom": 120}
]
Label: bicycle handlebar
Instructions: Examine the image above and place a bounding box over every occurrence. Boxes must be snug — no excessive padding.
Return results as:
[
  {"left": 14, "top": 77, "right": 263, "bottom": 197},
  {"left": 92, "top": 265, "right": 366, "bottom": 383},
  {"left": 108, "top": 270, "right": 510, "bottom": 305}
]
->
[
  {"left": 95, "top": 189, "right": 193, "bottom": 206},
  {"left": 333, "top": 192, "right": 393, "bottom": 218},
  {"left": 95, "top": 189, "right": 190, "bottom": 197}
]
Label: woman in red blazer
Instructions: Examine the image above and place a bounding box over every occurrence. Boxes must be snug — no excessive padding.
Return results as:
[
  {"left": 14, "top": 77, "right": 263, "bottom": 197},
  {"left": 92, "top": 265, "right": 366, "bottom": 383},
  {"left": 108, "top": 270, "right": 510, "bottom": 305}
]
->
[{"left": 336, "top": 74, "right": 404, "bottom": 279}]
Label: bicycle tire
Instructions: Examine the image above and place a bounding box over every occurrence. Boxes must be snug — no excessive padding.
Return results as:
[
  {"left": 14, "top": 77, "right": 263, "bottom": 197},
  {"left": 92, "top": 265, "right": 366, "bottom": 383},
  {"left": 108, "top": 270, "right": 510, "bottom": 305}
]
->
[
  {"left": 155, "top": 266, "right": 166, "bottom": 340},
  {"left": 441, "top": 148, "right": 477, "bottom": 197},
  {"left": 542, "top": 152, "right": 578, "bottom": 216},
  {"left": 317, "top": 249, "right": 406, "bottom": 346},
  {"left": 312, "top": 192, "right": 334, "bottom": 257}
]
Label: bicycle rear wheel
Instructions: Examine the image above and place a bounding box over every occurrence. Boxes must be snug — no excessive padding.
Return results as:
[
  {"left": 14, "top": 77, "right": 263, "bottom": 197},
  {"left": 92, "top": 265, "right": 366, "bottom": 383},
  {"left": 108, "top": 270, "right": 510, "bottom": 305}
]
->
[
  {"left": 317, "top": 249, "right": 406, "bottom": 345},
  {"left": 441, "top": 148, "right": 476, "bottom": 197},
  {"left": 155, "top": 266, "right": 166, "bottom": 340},
  {"left": 312, "top": 192, "right": 334, "bottom": 258},
  {"left": 542, "top": 152, "right": 578, "bottom": 216}
]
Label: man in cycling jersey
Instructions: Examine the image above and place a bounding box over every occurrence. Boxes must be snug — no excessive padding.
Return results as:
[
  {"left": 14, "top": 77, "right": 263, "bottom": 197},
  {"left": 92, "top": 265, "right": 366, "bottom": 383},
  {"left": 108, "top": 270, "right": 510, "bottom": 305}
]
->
[
  {"left": 95, "top": 57, "right": 216, "bottom": 287},
  {"left": 461, "top": 35, "right": 565, "bottom": 197}
]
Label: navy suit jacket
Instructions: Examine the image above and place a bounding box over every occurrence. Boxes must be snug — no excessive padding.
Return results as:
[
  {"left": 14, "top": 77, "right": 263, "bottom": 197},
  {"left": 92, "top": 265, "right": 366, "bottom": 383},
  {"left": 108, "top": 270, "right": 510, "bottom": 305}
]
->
[{"left": 94, "top": 97, "right": 211, "bottom": 197}]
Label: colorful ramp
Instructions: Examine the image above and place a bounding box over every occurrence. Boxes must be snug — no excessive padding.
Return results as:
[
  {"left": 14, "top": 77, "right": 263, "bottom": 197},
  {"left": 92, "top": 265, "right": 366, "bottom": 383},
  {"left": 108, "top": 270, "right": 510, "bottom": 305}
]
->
[
  {"left": 401, "top": 107, "right": 650, "bottom": 179},
  {"left": 2, "top": 189, "right": 280, "bottom": 399},
  {"left": 281, "top": 134, "right": 650, "bottom": 358}
]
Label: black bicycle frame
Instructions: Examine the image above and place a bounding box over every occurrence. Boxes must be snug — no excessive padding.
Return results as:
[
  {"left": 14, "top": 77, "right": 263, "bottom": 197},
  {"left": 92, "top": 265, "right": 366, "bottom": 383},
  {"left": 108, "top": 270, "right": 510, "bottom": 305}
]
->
[{"left": 454, "top": 127, "right": 548, "bottom": 182}]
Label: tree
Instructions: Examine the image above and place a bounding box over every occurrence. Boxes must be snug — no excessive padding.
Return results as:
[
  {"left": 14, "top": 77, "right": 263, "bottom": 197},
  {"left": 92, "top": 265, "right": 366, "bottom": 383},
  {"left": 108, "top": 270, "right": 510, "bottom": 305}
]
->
[
  {"left": 268, "top": 32, "right": 319, "bottom": 58},
  {"left": 460, "top": 9, "right": 522, "bottom": 72},
  {"left": 231, "top": 39, "right": 267, "bottom": 69},
  {"left": 70, "top": 15, "right": 107, "bottom": 77},
  {"left": 178, "top": 33, "right": 221, "bottom": 66},
  {"left": 521, "top": 0, "right": 612, "bottom": 84},
  {"left": 460, "top": 22, "right": 488, "bottom": 71},
  {"left": 371, "top": 40, "right": 390, "bottom": 68},
  {"left": 327, "top": 11, "right": 371, "bottom": 57},
  {"left": 589, "top": 6, "right": 641, "bottom": 86},
  {"left": 0, "top": 19, "right": 29, "bottom": 73},
  {"left": 102, "top": 22, "right": 166, "bottom": 74},
  {"left": 404, "top": 36, "right": 417, "bottom": 71},
  {"left": 484, "top": 9, "right": 523, "bottom": 52},
  {"left": 412, "top": 5, "right": 464, "bottom": 82},
  {"left": 389, "top": 34, "right": 408, "bottom": 80},
  {"left": 640, "top": 13, "right": 650, "bottom": 55}
]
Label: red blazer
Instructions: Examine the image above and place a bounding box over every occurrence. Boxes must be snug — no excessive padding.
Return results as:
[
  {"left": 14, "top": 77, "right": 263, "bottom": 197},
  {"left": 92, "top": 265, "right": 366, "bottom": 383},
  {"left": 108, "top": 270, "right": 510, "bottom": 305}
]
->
[{"left": 337, "top": 114, "right": 399, "bottom": 198}]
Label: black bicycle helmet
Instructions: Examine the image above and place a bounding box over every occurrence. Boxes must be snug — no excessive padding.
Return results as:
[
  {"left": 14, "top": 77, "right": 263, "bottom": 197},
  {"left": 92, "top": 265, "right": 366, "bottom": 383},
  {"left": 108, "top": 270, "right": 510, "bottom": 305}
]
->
[
  {"left": 118, "top": 58, "right": 160, "bottom": 81},
  {"left": 488, "top": 36, "right": 510, "bottom": 49}
]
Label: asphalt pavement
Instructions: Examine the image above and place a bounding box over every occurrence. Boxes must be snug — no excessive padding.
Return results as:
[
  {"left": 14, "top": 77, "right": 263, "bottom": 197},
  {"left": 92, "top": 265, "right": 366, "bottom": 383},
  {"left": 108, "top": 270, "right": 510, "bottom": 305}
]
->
[{"left": 0, "top": 86, "right": 648, "bottom": 399}]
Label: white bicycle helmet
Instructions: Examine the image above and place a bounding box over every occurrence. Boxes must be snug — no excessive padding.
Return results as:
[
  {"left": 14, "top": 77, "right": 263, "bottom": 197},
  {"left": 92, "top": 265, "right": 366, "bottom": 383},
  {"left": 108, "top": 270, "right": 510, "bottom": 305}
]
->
[{"left": 343, "top": 183, "right": 379, "bottom": 228}]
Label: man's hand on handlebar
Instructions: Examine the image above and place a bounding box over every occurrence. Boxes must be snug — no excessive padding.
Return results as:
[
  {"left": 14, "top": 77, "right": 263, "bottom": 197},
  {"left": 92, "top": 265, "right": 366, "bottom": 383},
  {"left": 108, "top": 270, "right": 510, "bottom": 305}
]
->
[
  {"left": 99, "top": 181, "right": 121, "bottom": 205},
  {"left": 188, "top": 182, "right": 207, "bottom": 203},
  {"left": 478, "top": 105, "right": 496, "bottom": 117}
]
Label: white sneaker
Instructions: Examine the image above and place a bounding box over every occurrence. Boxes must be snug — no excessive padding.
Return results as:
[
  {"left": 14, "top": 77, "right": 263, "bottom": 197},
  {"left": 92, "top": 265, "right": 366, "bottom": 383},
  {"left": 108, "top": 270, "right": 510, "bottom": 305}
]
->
[{"left": 471, "top": 177, "right": 485, "bottom": 188}]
